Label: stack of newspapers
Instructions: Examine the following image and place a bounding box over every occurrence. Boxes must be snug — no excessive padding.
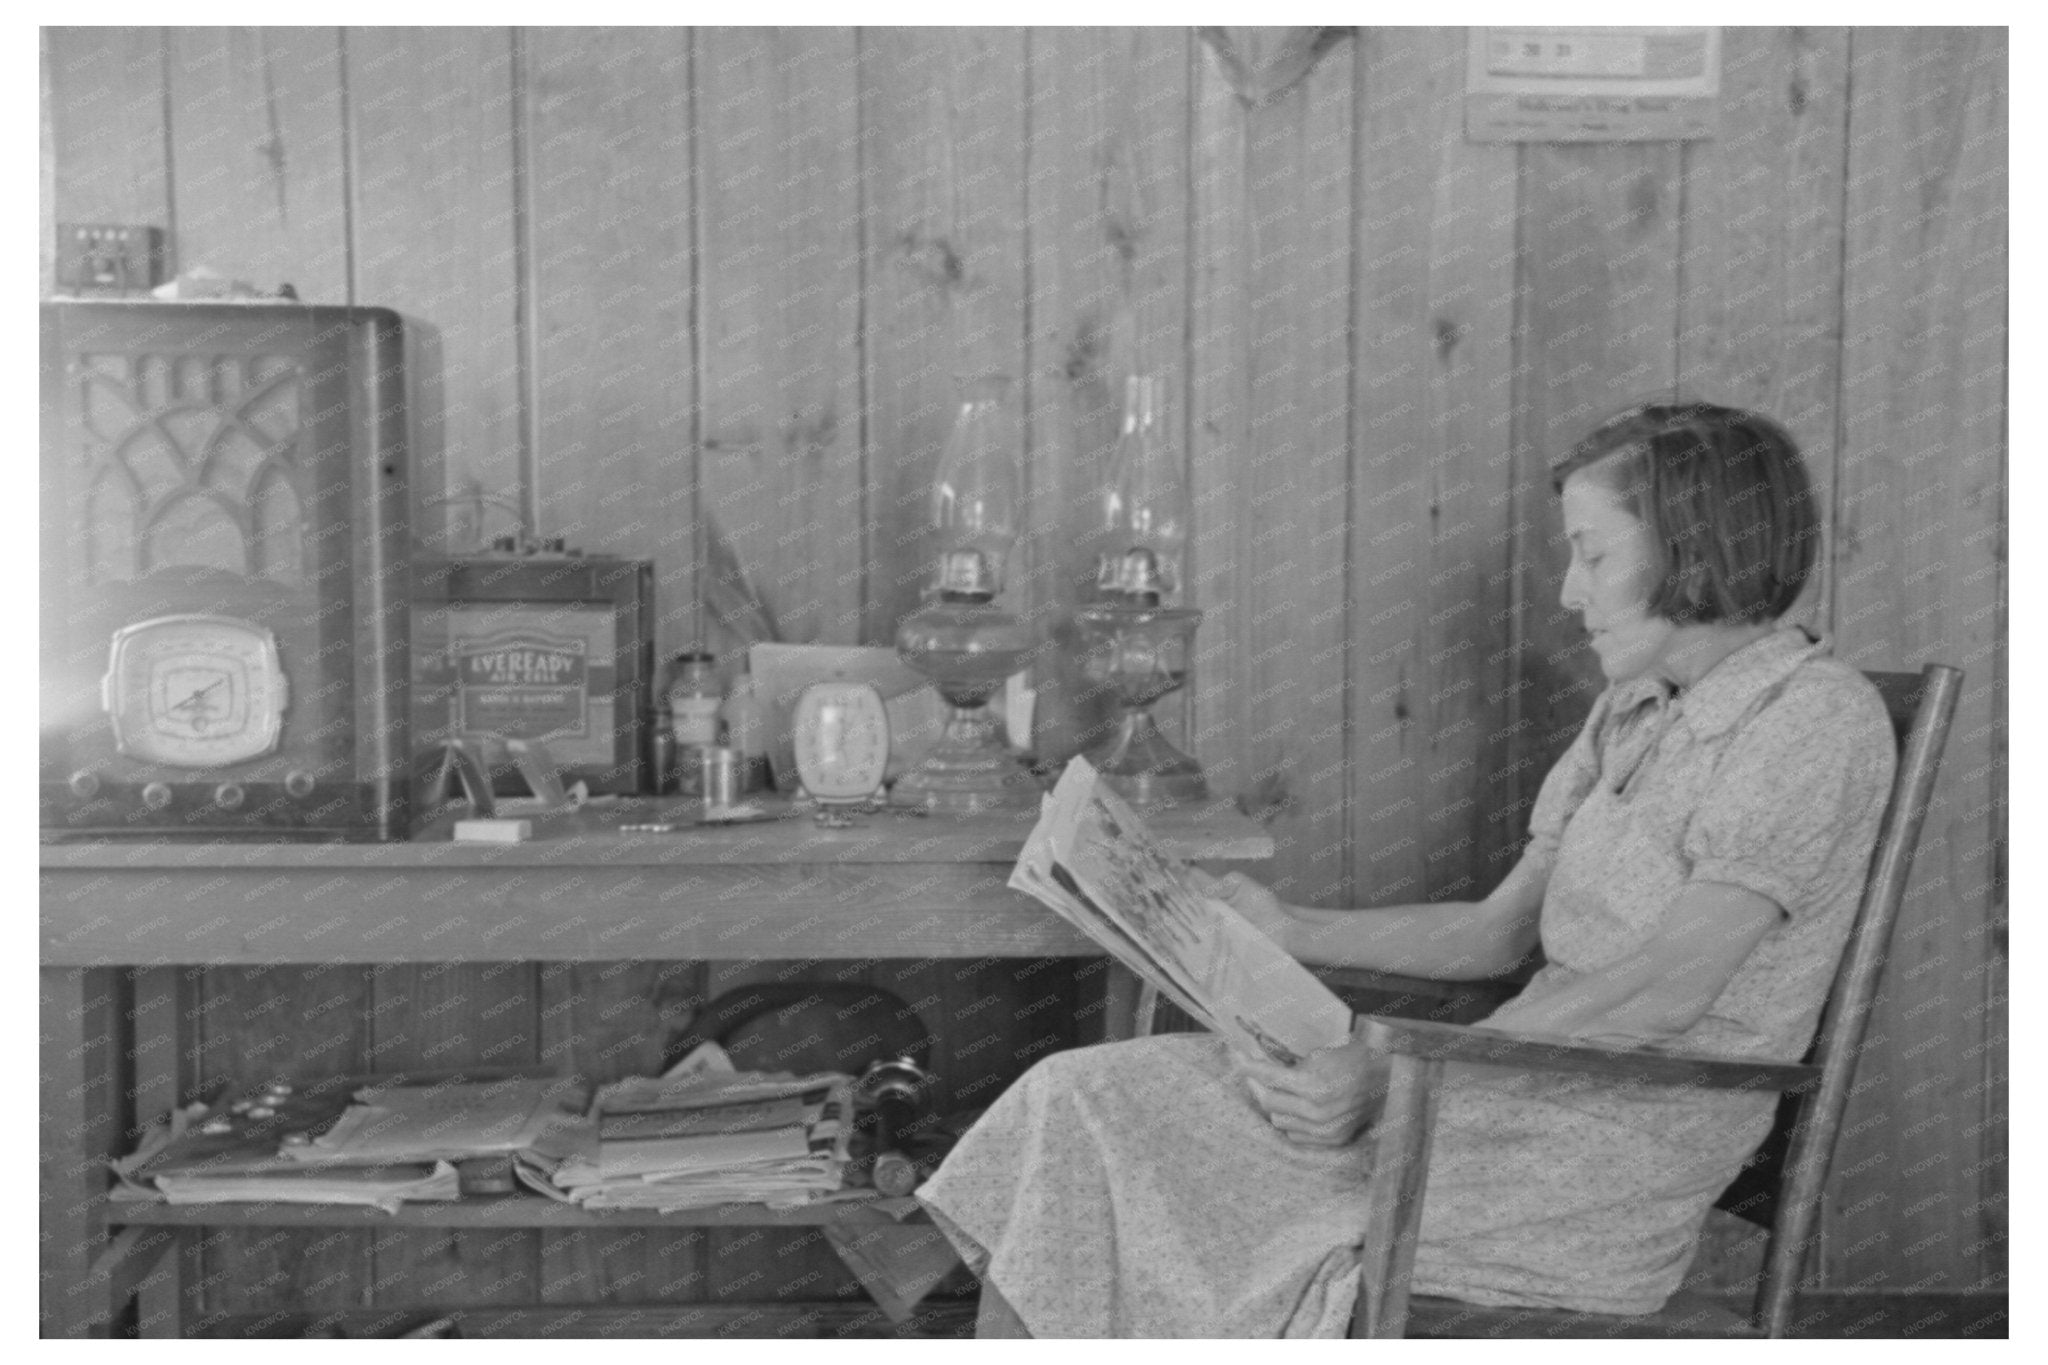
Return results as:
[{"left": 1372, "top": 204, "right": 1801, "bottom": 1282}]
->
[
  {"left": 1011, "top": 758, "right": 1353, "bottom": 1065},
  {"left": 518, "top": 1070, "right": 856, "bottom": 1212},
  {"left": 113, "top": 1073, "right": 589, "bottom": 1214}
]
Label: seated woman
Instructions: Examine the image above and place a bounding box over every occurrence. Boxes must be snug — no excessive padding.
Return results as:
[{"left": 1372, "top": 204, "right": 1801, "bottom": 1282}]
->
[{"left": 916, "top": 401, "right": 1898, "bottom": 1338}]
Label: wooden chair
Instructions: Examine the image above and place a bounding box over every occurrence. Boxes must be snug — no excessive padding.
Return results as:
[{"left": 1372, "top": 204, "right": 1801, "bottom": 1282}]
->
[
  {"left": 1136, "top": 665, "right": 1961, "bottom": 1336},
  {"left": 1325, "top": 664, "right": 1963, "bottom": 1338}
]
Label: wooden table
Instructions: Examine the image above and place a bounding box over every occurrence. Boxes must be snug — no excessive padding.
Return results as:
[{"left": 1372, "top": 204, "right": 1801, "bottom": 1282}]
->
[{"left": 39, "top": 798, "right": 1271, "bottom": 1338}]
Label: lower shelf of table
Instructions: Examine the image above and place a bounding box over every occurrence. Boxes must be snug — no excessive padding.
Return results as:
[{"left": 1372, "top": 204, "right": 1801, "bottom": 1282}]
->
[{"left": 102, "top": 1194, "right": 923, "bottom": 1230}]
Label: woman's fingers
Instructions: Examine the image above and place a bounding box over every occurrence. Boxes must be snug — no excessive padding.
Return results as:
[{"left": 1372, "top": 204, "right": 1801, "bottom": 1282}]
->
[
  {"left": 1247, "top": 1075, "right": 1344, "bottom": 1126},
  {"left": 1241, "top": 1054, "right": 1339, "bottom": 1097},
  {"left": 1262, "top": 1103, "right": 1353, "bottom": 1148},
  {"left": 1211, "top": 871, "right": 1255, "bottom": 905}
]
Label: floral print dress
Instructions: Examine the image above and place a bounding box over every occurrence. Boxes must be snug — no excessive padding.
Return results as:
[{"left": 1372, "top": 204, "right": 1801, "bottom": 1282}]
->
[{"left": 918, "top": 628, "right": 1896, "bottom": 1336}]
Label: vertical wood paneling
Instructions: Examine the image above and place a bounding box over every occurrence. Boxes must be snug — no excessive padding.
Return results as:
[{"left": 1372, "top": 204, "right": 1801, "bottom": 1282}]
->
[
  {"left": 1676, "top": 26, "right": 1851, "bottom": 630},
  {"left": 366, "top": 958, "right": 542, "bottom": 1307},
  {"left": 166, "top": 28, "right": 350, "bottom": 302},
  {"left": 36, "top": 23, "right": 2009, "bottom": 1310},
  {"left": 1507, "top": 141, "right": 1684, "bottom": 800},
  {"left": 1823, "top": 26, "right": 2006, "bottom": 1293},
  {"left": 844, "top": 34, "right": 1064, "bottom": 1312},
  {"left": 1344, "top": 28, "right": 1518, "bottom": 912},
  {"left": 38, "top": 969, "right": 125, "bottom": 1337},
  {"left": 842, "top": 28, "right": 1062, "bottom": 1307},
  {"left": 697, "top": 27, "right": 864, "bottom": 650},
  {"left": 688, "top": 958, "right": 867, "bottom": 1304},
  {"left": 858, "top": 27, "right": 1031, "bottom": 645},
  {"left": 45, "top": 27, "right": 171, "bottom": 243},
  {"left": 1186, "top": 49, "right": 1250, "bottom": 824},
  {"left": 522, "top": 26, "right": 704, "bottom": 1305},
  {"left": 128, "top": 967, "right": 198, "bottom": 1334},
  {"left": 692, "top": 24, "right": 897, "bottom": 1297},
  {"left": 348, "top": 27, "right": 523, "bottom": 552},
  {"left": 196, "top": 965, "right": 374, "bottom": 1314},
  {"left": 39, "top": 32, "right": 56, "bottom": 295},
  {"left": 1187, "top": 33, "right": 1356, "bottom": 907},
  {"left": 525, "top": 27, "right": 697, "bottom": 663},
  {"left": 1020, "top": 26, "right": 1191, "bottom": 763},
  {"left": 536, "top": 960, "right": 707, "bottom": 1306},
  {"left": 342, "top": 24, "right": 538, "bottom": 1312}
]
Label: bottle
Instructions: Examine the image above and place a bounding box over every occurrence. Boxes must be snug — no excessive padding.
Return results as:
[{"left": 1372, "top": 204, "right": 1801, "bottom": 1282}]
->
[
  {"left": 666, "top": 650, "right": 723, "bottom": 797},
  {"left": 718, "top": 658, "right": 772, "bottom": 793}
]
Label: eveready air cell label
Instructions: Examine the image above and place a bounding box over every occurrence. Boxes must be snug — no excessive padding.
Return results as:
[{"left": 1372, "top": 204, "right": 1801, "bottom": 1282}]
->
[{"left": 453, "top": 630, "right": 590, "bottom": 739}]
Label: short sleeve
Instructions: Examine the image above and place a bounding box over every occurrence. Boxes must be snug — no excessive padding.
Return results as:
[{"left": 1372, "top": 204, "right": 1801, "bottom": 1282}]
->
[
  {"left": 1525, "top": 693, "right": 1609, "bottom": 864},
  {"left": 1682, "top": 672, "right": 1897, "bottom": 921}
]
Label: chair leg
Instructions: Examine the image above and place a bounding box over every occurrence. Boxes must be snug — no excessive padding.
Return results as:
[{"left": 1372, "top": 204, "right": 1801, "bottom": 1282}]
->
[{"left": 1351, "top": 1055, "right": 1442, "bottom": 1339}]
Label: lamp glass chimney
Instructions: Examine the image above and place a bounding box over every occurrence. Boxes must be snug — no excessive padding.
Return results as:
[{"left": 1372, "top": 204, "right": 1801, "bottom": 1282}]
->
[
  {"left": 931, "top": 374, "right": 1020, "bottom": 601},
  {"left": 1099, "top": 375, "right": 1187, "bottom": 605}
]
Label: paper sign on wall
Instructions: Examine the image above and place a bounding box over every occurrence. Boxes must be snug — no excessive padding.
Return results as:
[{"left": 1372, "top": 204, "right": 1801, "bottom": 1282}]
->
[{"left": 1466, "top": 27, "right": 1720, "bottom": 142}]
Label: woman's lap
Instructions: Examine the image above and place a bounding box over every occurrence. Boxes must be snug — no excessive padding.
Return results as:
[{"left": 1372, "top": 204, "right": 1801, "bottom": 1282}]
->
[
  {"left": 921, "top": 1032, "right": 1747, "bottom": 1332},
  {"left": 918, "top": 1033, "right": 1373, "bottom": 1337}
]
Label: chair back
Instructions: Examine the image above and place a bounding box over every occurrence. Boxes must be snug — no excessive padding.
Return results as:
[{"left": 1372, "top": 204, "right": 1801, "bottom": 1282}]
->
[{"left": 1746, "top": 664, "right": 1963, "bottom": 1336}]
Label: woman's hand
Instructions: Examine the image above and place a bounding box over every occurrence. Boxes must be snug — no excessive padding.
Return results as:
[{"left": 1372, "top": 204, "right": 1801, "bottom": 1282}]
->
[
  {"left": 1232, "top": 1022, "right": 1390, "bottom": 1149},
  {"left": 1188, "top": 868, "right": 1296, "bottom": 953}
]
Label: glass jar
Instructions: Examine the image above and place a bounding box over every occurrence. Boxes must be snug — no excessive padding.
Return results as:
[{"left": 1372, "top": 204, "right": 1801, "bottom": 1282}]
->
[
  {"left": 717, "top": 658, "right": 772, "bottom": 793},
  {"left": 665, "top": 650, "right": 723, "bottom": 796}
]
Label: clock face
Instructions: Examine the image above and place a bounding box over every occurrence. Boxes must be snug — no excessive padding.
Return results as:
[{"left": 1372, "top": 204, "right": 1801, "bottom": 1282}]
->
[
  {"left": 793, "top": 682, "right": 890, "bottom": 803},
  {"left": 102, "top": 615, "right": 290, "bottom": 769}
]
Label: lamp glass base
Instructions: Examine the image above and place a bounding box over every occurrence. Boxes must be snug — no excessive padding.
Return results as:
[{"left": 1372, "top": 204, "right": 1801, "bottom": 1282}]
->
[
  {"left": 890, "top": 705, "right": 1037, "bottom": 815},
  {"left": 1090, "top": 707, "right": 1208, "bottom": 807}
]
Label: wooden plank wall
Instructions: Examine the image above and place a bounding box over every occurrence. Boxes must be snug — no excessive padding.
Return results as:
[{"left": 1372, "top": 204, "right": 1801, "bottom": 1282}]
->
[{"left": 43, "top": 25, "right": 2006, "bottom": 1313}]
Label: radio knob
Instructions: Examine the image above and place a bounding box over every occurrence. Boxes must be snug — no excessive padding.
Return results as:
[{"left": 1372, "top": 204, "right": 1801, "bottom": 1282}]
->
[
  {"left": 67, "top": 770, "right": 101, "bottom": 799},
  {"left": 140, "top": 782, "right": 173, "bottom": 810},
  {"left": 284, "top": 770, "right": 316, "bottom": 799},
  {"left": 213, "top": 783, "right": 247, "bottom": 811}
]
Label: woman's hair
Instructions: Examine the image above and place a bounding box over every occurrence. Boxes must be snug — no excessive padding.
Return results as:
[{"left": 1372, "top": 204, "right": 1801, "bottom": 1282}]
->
[{"left": 1551, "top": 401, "right": 1820, "bottom": 625}]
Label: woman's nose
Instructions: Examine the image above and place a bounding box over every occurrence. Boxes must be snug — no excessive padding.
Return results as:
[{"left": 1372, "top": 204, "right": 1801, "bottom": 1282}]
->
[{"left": 1559, "top": 558, "right": 1587, "bottom": 613}]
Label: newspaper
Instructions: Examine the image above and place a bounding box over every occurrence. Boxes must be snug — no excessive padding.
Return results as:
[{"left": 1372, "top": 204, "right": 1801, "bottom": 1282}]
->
[
  {"left": 1011, "top": 758, "right": 1353, "bottom": 1065},
  {"left": 522, "top": 1070, "right": 857, "bottom": 1212},
  {"left": 282, "top": 1075, "right": 588, "bottom": 1164}
]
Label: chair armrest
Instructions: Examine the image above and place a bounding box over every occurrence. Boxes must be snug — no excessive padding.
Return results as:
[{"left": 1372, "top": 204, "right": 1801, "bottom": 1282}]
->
[{"left": 1359, "top": 1016, "right": 1819, "bottom": 1094}]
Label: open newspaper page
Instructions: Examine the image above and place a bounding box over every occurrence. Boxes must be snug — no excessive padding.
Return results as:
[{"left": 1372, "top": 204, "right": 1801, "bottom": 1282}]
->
[
  {"left": 1013, "top": 805, "right": 1220, "bottom": 1033},
  {"left": 1011, "top": 759, "right": 1352, "bottom": 1065}
]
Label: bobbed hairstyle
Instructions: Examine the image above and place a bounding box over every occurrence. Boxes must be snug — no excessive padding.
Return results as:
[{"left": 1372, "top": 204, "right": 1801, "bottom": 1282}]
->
[{"left": 1551, "top": 401, "right": 1819, "bottom": 626}]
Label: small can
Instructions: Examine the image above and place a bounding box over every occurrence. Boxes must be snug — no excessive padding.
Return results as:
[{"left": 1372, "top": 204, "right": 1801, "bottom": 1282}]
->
[{"left": 700, "top": 745, "right": 740, "bottom": 809}]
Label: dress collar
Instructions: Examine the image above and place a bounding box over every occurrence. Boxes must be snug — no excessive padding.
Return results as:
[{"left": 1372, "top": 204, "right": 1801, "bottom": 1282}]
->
[
  {"left": 1593, "top": 625, "right": 1824, "bottom": 794},
  {"left": 1666, "top": 625, "right": 1827, "bottom": 741}
]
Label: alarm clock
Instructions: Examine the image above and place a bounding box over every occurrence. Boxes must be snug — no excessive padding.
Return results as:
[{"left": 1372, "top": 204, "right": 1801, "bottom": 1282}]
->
[
  {"left": 792, "top": 682, "right": 890, "bottom": 817},
  {"left": 40, "top": 301, "right": 410, "bottom": 840}
]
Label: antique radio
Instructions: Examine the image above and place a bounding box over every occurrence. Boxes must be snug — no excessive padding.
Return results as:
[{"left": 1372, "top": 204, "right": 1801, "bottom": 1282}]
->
[
  {"left": 411, "top": 554, "right": 657, "bottom": 796},
  {"left": 40, "top": 301, "right": 410, "bottom": 840}
]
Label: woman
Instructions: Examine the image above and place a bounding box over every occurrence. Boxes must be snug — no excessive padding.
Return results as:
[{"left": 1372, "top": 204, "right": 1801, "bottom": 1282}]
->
[{"left": 916, "top": 401, "right": 1898, "bottom": 1338}]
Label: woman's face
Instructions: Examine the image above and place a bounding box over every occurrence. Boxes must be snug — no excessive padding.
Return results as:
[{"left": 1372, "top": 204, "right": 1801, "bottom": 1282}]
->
[{"left": 1559, "top": 470, "right": 1677, "bottom": 684}]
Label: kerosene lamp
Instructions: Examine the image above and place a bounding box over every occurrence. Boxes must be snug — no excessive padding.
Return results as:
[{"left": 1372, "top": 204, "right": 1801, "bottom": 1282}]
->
[
  {"left": 1074, "top": 375, "right": 1208, "bottom": 806},
  {"left": 891, "top": 376, "right": 1037, "bottom": 814}
]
